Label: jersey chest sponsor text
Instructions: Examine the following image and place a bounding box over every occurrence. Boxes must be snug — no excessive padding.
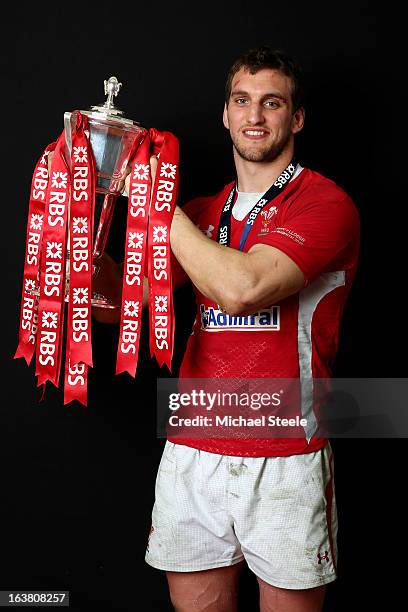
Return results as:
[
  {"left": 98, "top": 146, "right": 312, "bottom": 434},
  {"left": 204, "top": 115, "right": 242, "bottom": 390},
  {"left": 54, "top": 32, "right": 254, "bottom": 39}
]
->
[{"left": 199, "top": 305, "right": 280, "bottom": 332}]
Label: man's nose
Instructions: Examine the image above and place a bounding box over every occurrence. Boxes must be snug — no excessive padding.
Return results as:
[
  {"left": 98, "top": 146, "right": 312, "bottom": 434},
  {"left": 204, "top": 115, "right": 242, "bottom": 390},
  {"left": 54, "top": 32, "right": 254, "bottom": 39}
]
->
[{"left": 246, "top": 103, "right": 265, "bottom": 125}]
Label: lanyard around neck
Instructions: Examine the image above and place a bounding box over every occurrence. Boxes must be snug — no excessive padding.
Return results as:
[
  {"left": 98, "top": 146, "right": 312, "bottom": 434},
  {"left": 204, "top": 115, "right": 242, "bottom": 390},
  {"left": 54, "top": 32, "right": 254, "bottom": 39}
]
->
[{"left": 217, "top": 158, "right": 297, "bottom": 251}]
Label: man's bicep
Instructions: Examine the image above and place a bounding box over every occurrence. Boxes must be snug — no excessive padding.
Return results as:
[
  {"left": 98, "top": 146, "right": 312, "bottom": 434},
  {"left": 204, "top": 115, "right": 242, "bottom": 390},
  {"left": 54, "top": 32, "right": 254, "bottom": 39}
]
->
[
  {"left": 257, "top": 197, "right": 360, "bottom": 285},
  {"left": 244, "top": 243, "right": 305, "bottom": 310}
]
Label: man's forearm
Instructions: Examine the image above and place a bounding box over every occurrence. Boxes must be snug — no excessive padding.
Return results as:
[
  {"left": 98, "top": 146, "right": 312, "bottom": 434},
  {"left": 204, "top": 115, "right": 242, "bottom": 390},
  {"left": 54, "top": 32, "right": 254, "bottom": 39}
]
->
[
  {"left": 95, "top": 199, "right": 260, "bottom": 323},
  {"left": 170, "top": 206, "right": 257, "bottom": 313}
]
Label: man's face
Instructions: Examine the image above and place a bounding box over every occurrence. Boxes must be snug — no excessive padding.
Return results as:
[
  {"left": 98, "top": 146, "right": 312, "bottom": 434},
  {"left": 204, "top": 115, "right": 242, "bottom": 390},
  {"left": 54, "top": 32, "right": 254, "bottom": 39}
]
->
[{"left": 223, "top": 68, "right": 304, "bottom": 163}]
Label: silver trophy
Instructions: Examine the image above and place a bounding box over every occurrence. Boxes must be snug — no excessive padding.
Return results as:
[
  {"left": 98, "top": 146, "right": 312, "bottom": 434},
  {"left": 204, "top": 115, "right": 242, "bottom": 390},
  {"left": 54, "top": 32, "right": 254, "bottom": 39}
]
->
[{"left": 63, "top": 76, "right": 144, "bottom": 308}]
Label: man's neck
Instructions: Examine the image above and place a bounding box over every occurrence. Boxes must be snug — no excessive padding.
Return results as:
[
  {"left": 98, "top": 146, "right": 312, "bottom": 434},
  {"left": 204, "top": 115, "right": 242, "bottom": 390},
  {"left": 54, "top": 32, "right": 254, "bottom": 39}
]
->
[{"left": 234, "top": 146, "right": 295, "bottom": 193}]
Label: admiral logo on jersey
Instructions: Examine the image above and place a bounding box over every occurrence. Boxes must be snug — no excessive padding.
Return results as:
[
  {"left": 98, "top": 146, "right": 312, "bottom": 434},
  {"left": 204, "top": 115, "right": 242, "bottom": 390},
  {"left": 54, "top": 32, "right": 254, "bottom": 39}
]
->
[{"left": 199, "top": 304, "right": 280, "bottom": 332}]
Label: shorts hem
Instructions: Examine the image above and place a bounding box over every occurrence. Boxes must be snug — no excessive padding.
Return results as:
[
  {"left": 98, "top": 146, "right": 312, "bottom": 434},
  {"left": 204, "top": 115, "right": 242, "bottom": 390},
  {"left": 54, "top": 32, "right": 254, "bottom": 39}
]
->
[
  {"left": 246, "top": 559, "right": 337, "bottom": 590},
  {"left": 145, "top": 554, "right": 245, "bottom": 573}
]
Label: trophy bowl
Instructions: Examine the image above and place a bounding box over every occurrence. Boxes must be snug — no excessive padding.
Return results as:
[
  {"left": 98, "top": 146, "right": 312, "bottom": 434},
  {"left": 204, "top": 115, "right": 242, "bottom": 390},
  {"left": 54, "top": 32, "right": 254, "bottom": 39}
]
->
[
  {"left": 28, "top": 77, "right": 145, "bottom": 309},
  {"left": 65, "top": 77, "right": 145, "bottom": 308}
]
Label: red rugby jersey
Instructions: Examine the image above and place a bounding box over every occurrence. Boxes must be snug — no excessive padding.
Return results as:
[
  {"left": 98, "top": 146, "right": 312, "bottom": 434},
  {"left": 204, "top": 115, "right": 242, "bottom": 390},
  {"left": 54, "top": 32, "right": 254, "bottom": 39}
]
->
[{"left": 168, "top": 168, "right": 360, "bottom": 456}]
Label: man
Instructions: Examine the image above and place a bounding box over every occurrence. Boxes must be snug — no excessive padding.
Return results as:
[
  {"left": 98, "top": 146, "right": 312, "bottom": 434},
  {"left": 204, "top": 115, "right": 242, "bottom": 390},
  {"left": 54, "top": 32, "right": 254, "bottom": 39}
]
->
[{"left": 96, "top": 46, "right": 360, "bottom": 611}]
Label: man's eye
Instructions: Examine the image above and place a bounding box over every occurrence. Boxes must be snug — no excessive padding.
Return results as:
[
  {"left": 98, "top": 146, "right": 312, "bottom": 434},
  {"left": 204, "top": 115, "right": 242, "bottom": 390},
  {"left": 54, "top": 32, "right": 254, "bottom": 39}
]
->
[
  {"left": 264, "top": 100, "right": 279, "bottom": 108},
  {"left": 234, "top": 98, "right": 247, "bottom": 105}
]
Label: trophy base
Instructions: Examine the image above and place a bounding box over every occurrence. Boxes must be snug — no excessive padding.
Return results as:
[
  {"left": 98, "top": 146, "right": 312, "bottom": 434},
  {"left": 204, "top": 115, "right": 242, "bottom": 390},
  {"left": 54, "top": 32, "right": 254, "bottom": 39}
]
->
[
  {"left": 90, "top": 293, "right": 118, "bottom": 309},
  {"left": 26, "top": 289, "right": 118, "bottom": 310}
]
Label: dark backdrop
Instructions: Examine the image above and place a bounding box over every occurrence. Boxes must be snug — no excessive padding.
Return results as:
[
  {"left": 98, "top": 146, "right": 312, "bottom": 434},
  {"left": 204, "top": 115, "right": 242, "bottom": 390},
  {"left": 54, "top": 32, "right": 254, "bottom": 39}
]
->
[{"left": 1, "top": 3, "right": 398, "bottom": 611}]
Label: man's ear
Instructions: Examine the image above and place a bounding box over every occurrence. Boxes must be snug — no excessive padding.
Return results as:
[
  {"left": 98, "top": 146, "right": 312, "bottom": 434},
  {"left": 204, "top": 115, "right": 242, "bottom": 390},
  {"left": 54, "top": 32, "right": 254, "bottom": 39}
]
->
[
  {"left": 223, "top": 103, "right": 229, "bottom": 130},
  {"left": 292, "top": 106, "right": 305, "bottom": 134}
]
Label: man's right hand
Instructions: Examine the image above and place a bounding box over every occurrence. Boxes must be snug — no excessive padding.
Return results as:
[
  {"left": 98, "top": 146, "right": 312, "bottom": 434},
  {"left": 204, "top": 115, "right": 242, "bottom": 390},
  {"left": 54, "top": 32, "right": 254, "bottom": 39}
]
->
[{"left": 47, "top": 150, "right": 54, "bottom": 172}]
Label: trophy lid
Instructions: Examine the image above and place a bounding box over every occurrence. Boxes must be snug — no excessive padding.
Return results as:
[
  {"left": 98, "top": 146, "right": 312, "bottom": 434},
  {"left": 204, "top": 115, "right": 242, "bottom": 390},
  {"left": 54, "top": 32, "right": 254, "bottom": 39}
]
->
[{"left": 85, "top": 76, "right": 140, "bottom": 128}]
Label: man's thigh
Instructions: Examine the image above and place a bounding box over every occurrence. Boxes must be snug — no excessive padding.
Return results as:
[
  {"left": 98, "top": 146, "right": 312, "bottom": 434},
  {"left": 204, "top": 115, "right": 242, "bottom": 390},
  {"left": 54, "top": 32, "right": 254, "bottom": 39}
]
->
[
  {"left": 257, "top": 577, "right": 326, "bottom": 612},
  {"left": 166, "top": 566, "right": 326, "bottom": 612},
  {"left": 166, "top": 562, "right": 244, "bottom": 612}
]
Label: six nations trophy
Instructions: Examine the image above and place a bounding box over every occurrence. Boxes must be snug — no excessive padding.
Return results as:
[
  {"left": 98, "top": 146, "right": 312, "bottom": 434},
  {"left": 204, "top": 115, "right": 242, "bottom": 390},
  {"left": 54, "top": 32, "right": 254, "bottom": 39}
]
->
[{"left": 15, "top": 77, "right": 179, "bottom": 405}]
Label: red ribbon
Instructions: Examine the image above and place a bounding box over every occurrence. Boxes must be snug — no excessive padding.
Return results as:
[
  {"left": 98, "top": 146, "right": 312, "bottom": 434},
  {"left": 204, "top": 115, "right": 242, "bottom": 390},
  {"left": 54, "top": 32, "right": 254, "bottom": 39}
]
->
[
  {"left": 14, "top": 141, "right": 57, "bottom": 365},
  {"left": 16, "top": 116, "right": 179, "bottom": 404},
  {"left": 116, "top": 132, "right": 150, "bottom": 376},
  {"left": 147, "top": 129, "right": 179, "bottom": 370},
  {"left": 35, "top": 132, "right": 70, "bottom": 388},
  {"left": 116, "top": 128, "right": 179, "bottom": 376},
  {"left": 63, "top": 112, "right": 96, "bottom": 405}
]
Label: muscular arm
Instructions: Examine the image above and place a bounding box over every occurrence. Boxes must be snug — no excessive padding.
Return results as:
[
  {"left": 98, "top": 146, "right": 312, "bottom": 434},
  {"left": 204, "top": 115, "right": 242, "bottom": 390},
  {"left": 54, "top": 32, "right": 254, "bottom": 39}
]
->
[
  {"left": 170, "top": 206, "right": 305, "bottom": 315},
  {"left": 93, "top": 155, "right": 304, "bottom": 323}
]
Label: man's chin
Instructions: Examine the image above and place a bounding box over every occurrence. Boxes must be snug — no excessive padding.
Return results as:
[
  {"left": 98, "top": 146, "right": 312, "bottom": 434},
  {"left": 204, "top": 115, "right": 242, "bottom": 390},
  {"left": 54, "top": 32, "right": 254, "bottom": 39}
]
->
[
  {"left": 237, "top": 148, "right": 276, "bottom": 163},
  {"left": 234, "top": 141, "right": 283, "bottom": 163}
]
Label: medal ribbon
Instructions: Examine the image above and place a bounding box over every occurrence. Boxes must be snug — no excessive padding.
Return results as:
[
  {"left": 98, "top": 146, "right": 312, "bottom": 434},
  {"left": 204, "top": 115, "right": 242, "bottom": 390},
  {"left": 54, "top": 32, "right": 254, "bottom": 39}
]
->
[
  {"left": 14, "top": 141, "right": 57, "bottom": 365},
  {"left": 217, "top": 158, "right": 297, "bottom": 250}
]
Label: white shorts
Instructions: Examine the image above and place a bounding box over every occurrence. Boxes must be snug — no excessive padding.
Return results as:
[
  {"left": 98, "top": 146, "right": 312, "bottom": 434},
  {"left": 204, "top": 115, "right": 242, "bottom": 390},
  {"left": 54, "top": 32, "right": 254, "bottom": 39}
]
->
[{"left": 145, "top": 441, "right": 338, "bottom": 590}]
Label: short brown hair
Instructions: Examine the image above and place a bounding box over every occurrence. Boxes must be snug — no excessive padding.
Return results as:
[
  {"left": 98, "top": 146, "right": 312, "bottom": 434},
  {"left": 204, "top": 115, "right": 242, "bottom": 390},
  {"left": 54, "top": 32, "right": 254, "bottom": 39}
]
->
[{"left": 225, "top": 46, "right": 304, "bottom": 112}]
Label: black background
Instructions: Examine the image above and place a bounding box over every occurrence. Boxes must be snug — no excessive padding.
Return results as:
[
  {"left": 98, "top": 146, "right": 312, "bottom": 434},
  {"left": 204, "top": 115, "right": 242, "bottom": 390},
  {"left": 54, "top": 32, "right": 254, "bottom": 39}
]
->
[{"left": 1, "top": 2, "right": 399, "bottom": 611}]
